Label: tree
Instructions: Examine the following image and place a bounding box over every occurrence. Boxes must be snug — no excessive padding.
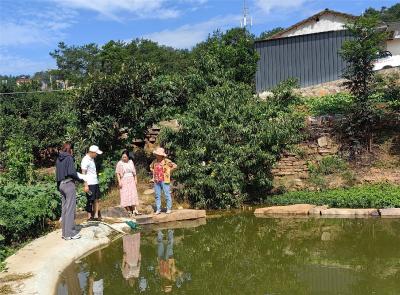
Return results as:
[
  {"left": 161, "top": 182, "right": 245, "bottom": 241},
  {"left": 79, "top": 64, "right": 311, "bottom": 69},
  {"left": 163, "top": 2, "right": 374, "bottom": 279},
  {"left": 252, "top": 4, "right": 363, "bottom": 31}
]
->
[
  {"left": 364, "top": 4, "right": 400, "bottom": 22},
  {"left": 257, "top": 27, "right": 285, "bottom": 40},
  {"left": 192, "top": 28, "right": 259, "bottom": 88},
  {"left": 339, "top": 15, "right": 388, "bottom": 153},
  {"left": 159, "top": 82, "right": 303, "bottom": 209}
]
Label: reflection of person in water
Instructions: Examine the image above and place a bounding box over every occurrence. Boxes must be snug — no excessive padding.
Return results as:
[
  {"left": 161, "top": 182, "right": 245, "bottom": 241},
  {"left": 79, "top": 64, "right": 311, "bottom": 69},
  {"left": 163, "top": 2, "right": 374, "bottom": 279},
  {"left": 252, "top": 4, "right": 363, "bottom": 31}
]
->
[
  {"left": 157, "top": 229, "right": 183, "bottom": 293},
  {"left": 122, "top": 233, "right": 141, "bottom": 287},
  {"left": 87, "top": 250, "right": 104, "bottom": 295}
]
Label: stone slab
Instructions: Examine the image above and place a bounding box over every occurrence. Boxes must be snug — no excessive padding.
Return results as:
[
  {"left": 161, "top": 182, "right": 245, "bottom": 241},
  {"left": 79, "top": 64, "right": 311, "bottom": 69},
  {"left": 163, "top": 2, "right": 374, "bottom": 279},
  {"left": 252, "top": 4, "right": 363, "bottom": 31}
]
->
[
  {"left": 254, "top": 204, "right": 316, "bottom": 215},
  {"left": 320, "top": 208, "right": 378, "bottom": 216},
  {"left": 308, "top": 205, "right": 329, "bottom": 215},
  {"left": 379, "top": 208, "right": 400, "bottom": 217},
  {"left": 135, "top": 209, "right": 206, "bottom": 225},
  {"left": 101, "top": 206, "right": 130, "bottom": 218}
]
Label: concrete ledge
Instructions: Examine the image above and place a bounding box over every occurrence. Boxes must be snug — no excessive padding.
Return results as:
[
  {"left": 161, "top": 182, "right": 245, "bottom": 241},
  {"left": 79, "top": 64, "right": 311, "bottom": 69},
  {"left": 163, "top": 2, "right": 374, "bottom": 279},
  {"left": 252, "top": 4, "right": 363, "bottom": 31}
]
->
[
  {"left": 379, "top": 208, "right": 400, "bottom": 217},
  {"left": 308, "top": 205, "right": 329, "bottom": 215},
  {"left": 254, "top": 204, "right": 316, "bottom": 215},
  {"left": 320, "top": 208, "right": 379, "bottom": 217}
]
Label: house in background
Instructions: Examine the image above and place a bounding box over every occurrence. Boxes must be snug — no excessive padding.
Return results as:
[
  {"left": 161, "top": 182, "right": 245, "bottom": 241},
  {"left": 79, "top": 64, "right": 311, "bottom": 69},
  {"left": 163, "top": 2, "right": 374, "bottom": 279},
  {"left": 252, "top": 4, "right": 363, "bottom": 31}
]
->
[
  {"left": 16, "top": 75, "right": 31, "bottom": 86},
  {"left": 255, "top": 9, "right": 400, "bottom": 93}
]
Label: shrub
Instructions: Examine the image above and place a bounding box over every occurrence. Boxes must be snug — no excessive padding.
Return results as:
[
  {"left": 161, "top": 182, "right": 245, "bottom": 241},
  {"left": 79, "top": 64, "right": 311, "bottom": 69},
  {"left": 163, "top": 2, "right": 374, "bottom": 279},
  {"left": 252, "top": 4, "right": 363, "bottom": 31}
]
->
[
  {"left": 160, "top": 82, "right": 304, "bottom": 209},
  {"left": 268, "top": 183, "right": 400, "bottom": 208},
  {"left": 4, "top": 135, "right": 35, "bottom": 184},
  {"left": 0, "top": 182, "right": 60, "bottom": 244},
  {"left": 304, "top": 93, "right": 354, "bottom": 115}
]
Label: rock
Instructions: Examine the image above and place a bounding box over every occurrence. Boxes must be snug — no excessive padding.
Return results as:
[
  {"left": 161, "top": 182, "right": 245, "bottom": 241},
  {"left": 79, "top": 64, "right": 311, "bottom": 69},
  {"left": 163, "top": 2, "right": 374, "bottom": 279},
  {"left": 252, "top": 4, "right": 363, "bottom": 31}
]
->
[
  {"left": 141, "top": 205, "right": 154, "bottom": 214},
  {"left": 178, "top": 206, "right": 184, "bottom": 210},
  {"left": 135, "top": 209, "right": 206, "bottom": 225},
  {"left": 254, "top": 204, "right": 316, "bottom": 215},
  {"left": 321, "top": 208, "right": 378, "bottom": 216},
  {"left": 308, "top": 205, "right": 329, "bottom": 215},
  {"left": 317, "top": 136, "right": 329, "bottom": 147},
  {"left": 143, "top": 189, "right": 155, "bottom": 195},
  {"left": 379, "top": 208, "right": 400, "bottom": 217},
  {"left": 100, "top": 207, "right": 130, "bottom": 218}
]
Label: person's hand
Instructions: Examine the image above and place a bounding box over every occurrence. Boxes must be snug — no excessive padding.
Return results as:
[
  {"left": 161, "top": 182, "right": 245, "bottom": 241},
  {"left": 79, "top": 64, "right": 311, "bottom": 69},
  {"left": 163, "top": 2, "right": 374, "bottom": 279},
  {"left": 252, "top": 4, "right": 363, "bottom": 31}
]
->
[
  {"left": 84, "top": 184, "right": 89, "bottom": 193},
  {"left": 119, "top": 183, "right": 123, "bottom": 189}
]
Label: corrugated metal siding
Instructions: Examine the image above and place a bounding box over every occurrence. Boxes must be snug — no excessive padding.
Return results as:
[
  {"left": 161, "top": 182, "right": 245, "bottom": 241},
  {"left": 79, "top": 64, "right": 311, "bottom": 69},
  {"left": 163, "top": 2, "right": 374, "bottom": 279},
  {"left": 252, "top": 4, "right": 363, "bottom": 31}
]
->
[{"left": 255, "top": 30, "right": 352, "bottom": 92}]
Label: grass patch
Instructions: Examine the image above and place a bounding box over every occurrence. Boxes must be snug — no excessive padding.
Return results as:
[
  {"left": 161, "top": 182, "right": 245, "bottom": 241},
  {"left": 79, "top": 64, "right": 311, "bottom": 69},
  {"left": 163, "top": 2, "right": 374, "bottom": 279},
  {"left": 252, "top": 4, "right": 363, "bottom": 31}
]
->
[
  {"left": 303, "top": 93, "right": 354, "bottom": 116},
  {"left": 268, "top": 183, "right": 400, "bottom": 208}
]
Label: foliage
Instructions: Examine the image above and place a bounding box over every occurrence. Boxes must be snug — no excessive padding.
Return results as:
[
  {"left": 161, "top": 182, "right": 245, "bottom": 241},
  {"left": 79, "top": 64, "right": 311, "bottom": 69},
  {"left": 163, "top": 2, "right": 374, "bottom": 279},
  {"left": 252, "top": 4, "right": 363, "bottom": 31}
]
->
[
  {"left": 340, "top": 15, "right": 388, "bottom": 101},
  {"left": 0, "top": 90, "right": 78, "bottom": 166},
  {"left": 192, "top": 28, "right": 259, "bottom": 87},
  {"left": 364, "top": 3, "right": 400, "bottom": 22},
  {"left": 257, "top": 27, "right": 285, "bottom": 40},
  {"left": 269, "top": 183, "right": 400, "bottom": 208},
  {"left": 374, "top": 72, "right": 400, "bottom": 102},
  {"left": 3, "top": 135, "right": 35, "bottom": 184},
  {"left": 0, "top": 182, "right": 59, "bottom": 244},
  {"left": 50, "top": 39, "right": 191, "bottom": 86},
  {"left": 304, "top": 93, "right": 354, "bottom": 115},
  {"left": 160, "top": 82, "right": 304, "bottom": 209},
  {"left": 269, "top": 78, "right": 300, "bottom": 108},
  {"left": 339, "top": 15, "right": 388, "bottom": 153},
  {"left": 76, "top": 61, "right": 189, "bottom": 154},
  {"left": 307, "top": 156, "right": 355, "bottom": 189}
]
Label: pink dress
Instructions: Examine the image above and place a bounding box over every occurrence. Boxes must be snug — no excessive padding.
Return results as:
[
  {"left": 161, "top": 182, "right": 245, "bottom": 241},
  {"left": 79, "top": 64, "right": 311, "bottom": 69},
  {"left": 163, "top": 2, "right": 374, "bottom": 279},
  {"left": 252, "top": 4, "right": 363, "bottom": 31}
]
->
[
  {"left": 116, "top": 160, "right": 139, "bottom": 207},
  {"left": 122, "top": 233, "right": 141, "bottom": 279}
]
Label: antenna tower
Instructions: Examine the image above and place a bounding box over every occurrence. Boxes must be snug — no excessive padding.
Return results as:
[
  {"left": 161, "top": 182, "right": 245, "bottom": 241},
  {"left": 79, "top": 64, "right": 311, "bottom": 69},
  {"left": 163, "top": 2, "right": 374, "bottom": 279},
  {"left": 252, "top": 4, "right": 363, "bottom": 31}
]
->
[{"left": 240, "top": 0, "right": 252, "bottom": 29}]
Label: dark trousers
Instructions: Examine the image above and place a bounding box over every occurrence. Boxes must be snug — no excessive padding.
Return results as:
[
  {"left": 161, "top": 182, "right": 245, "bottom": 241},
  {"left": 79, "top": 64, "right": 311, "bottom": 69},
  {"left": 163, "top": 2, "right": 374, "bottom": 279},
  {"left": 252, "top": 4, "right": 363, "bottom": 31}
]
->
[{"left": 59, "top": 181, "right": 78, "bottom": 238}]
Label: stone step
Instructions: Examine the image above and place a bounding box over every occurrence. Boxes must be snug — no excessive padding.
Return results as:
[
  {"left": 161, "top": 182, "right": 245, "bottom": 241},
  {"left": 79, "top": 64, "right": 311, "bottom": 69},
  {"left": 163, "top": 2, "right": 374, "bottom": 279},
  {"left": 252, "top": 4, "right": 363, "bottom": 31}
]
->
[
  {"left": 254, "top": 204, "right": 316, "bottom": 215},
  {"left": 320, "top": 208, "right": 379, "bottom": 217},
  {"left": 379, "top": 208, "right": 400, "bottom": 217}
]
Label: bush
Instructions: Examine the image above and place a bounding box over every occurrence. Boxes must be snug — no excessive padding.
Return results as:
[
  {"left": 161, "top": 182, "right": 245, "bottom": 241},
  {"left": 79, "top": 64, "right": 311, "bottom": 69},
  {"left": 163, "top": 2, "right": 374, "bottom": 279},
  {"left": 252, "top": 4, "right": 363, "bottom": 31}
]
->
[
  {"left": 268, "top": 183, "right": 400, "bottom": 208},
  {"left": 3, "top": 135, "right": 35, "bottom": 184},
  {"left": 0, "top": 182, "right": 60, "bottom": 244},
  {"left": 304, "top": 93, "right": 354, "bottom": 115},
  {"left": 160, "top": 82, "right": 304, "bottom": 209}
]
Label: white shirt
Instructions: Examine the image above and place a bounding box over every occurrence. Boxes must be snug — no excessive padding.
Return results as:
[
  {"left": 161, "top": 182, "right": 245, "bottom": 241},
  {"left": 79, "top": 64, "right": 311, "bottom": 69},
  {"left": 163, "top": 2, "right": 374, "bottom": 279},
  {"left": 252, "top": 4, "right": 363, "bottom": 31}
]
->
[{"left": 81, "top": 155, "right": 98, "bottom": 185}]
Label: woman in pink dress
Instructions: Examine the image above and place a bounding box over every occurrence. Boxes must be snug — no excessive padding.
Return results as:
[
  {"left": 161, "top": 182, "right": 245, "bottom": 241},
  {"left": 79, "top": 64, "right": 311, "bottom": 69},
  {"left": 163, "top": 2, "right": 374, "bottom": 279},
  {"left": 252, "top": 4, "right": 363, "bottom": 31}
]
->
[{"left": 116, "top": 150, "right": 140, "bottom": 216}]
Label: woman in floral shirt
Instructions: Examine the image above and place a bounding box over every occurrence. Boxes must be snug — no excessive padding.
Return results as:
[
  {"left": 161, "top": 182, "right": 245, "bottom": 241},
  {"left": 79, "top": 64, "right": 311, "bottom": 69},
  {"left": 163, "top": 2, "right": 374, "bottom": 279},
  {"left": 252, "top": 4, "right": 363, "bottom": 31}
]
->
[{"left": 150, "top": 147, "right": 177, "bottom": 214}]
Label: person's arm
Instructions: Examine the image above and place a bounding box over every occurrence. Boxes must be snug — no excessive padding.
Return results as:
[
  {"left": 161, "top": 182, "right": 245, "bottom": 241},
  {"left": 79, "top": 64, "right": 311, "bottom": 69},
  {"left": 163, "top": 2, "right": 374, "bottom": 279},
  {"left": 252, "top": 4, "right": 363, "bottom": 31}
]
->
[
  {"left": 168, "top": 160, "right": 177, "bottom": 172},
  {"left": 132, "top": 162, "right": 138, "bottom": 184},
  {"left": 116, "top": 172, "right": 122, "bottom": 189},
  {"left": 66, "top": 157, "right": 83, "bottom": 182},
  {"left": 81, "top": 157, "right": 89, "bottom": 192}
]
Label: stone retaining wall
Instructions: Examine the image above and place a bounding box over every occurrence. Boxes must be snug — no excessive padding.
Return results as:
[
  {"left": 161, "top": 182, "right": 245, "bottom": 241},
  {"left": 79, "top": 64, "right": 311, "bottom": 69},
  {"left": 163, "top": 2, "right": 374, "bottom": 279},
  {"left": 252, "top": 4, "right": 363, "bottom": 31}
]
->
[{"left": 272, "top": 116, "right": 340, "bottom": 190}]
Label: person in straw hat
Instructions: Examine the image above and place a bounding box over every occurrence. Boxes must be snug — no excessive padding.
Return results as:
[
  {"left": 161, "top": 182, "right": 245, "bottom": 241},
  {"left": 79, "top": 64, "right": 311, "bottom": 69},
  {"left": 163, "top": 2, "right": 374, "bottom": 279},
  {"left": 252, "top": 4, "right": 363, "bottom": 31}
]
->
[{"left": 150, "top": 147, "right": 177, "bottom": 214}]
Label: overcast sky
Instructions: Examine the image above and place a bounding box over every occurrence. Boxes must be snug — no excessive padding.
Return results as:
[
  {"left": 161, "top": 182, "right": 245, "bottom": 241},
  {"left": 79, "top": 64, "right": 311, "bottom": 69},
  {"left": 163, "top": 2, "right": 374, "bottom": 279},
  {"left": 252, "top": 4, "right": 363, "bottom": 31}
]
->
[{"left": 0, "top": 0, "right": 397, "bottom": 75}]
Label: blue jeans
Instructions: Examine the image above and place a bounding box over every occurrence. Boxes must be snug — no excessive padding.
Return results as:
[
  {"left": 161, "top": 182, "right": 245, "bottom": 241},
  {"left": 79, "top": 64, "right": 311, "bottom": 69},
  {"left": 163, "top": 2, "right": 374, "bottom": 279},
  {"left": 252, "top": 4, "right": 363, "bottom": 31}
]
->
[{"left": 154, "top": 182, "right": 172, "bottom": 211}]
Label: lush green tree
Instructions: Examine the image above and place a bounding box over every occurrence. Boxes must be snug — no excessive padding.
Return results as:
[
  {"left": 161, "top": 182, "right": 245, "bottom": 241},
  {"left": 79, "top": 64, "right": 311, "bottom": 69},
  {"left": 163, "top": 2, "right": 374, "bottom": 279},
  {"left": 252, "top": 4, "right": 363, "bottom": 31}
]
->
[
  {"left": 339, "top": 15, "right": 388, "bottom": 153},
  {"left": 257, "top": 27, "right": 285, "bottom": 40},
  {"left": 159, "top": 82, "right": 303, "bottom": 209},
  {"left": 192, "top": 28, "right": 259, "bottom": 88},
  {"left": 364, "top": 3, "right": 400, "bottom": 22},
  {"left": 75, "top": 61, "right": 190, "bottom": 155}
]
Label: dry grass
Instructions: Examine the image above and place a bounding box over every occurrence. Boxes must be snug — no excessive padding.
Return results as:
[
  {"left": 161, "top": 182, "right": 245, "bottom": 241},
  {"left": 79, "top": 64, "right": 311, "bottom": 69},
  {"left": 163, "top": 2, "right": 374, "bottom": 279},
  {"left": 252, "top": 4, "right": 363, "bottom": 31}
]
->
[
  {"left": 0, "top": 284, "right": 14, "bottom": 294},
  {"left": 0, "top": 273, "right": 32, "bottom": 283}
]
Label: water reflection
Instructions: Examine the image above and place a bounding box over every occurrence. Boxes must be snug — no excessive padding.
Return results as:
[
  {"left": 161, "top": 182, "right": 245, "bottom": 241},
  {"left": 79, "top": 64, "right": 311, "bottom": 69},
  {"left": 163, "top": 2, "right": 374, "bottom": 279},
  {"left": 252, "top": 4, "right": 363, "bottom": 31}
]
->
[
  {"left": 121, "top": 233, "right": 141, "bottom": 286},
  {"left": 156, "top": 230, "right": 184, "bottom": 293},
  {"left": 57, "top": 216, "right": 400, "bottom": 295}
]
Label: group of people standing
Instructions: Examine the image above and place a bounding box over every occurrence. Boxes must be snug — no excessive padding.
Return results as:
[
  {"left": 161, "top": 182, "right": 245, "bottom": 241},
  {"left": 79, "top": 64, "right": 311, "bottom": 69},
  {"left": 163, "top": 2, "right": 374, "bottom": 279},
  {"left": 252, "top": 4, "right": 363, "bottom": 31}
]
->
[{"left": 56, "top": 143, "right": 177, "bottom": 240}]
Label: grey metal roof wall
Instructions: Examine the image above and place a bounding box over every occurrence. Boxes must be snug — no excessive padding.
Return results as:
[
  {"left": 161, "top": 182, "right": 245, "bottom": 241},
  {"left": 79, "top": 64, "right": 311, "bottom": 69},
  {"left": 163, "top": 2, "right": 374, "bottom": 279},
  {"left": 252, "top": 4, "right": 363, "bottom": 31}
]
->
[{"left": 255, "top": 30, "right": 352, "bottom": 92}]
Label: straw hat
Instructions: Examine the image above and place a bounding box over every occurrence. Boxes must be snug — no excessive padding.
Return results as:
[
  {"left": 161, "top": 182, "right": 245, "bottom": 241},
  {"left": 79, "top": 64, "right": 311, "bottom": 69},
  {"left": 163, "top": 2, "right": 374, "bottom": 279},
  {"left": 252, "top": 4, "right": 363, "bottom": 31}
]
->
[{"left": 153, "top": 147, "right": 167, "bottom": 157}]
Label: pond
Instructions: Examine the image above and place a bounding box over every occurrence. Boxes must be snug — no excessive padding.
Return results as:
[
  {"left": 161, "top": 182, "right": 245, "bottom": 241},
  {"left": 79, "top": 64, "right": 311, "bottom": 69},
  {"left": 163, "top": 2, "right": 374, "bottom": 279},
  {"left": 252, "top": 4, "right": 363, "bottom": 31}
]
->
[{"left": 57, "top": 213, "right": 400, "bottom": 295}]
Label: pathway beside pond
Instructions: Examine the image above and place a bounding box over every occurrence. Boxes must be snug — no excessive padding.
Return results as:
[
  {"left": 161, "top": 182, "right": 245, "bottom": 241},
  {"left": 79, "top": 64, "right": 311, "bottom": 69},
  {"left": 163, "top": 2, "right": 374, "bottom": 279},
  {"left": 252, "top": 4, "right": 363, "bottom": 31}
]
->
[{"left": 0, "top": 209, "right": 206, "bottom": 295}]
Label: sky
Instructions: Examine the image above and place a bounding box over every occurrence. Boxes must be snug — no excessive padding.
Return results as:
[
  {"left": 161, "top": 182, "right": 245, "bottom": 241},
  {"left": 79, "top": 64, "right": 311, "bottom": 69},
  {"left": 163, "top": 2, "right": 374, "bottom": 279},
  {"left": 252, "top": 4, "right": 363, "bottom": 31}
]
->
[{"left": 0, "top": 0, "right": 398, "bottom": 75}]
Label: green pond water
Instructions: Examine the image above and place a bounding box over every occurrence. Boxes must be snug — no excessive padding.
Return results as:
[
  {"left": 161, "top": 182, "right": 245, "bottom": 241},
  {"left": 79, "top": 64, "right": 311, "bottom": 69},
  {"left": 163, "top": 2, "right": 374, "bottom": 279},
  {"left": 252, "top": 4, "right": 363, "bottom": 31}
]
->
[{"left": 57, "top": 213, "right": 400, "bottom": 295}]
